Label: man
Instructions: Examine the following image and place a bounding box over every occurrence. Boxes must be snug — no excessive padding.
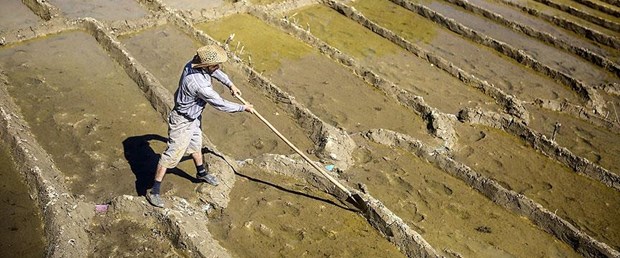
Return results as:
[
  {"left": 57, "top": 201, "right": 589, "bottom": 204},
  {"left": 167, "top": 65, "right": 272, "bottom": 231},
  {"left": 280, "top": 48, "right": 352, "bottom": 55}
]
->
[{"left": 147, "top": 44, "right": 254, "bottom": 208}]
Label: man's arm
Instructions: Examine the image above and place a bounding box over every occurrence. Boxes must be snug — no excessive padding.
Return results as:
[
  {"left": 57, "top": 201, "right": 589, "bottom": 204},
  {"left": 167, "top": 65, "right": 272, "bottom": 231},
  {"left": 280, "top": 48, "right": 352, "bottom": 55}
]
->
[
  {"left": 212, "top": 69, "right": 242, "bottom": 96},
  {"left": 196, "top": 84, "right": 245, "bottom": 113}
]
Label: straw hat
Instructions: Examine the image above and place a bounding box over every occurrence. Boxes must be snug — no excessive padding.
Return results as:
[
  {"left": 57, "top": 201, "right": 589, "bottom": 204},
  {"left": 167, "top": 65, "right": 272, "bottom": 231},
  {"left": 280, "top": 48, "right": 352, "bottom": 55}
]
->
[{"left": 192, "top": 45, "right": 228, "bottom": 68}]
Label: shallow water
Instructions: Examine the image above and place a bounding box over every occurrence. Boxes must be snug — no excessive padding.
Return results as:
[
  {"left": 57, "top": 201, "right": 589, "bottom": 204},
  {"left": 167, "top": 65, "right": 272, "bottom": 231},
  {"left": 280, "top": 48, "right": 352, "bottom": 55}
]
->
[
  {"left": 507, "top": 0, "right": 620, "bottom": 37},
  {"left": 0, "top": 0, "right": 41, "bottom": 34},
  {"left": 198, "top": 14, "right": 441, "bottom": 146},
  {"left": 547, "top": 0, "right": 620, "bottom": 24},
  {"left": 0, "top": 144, "right": 45, "bottom": 258},
  {"left": 159, "top": 0, "right": 231, "bottom": 10},
  {"left": 249, "top": 0, "right": 288, "bottom": 4},
  {"left": 200, "top": 14, "right": 314, "bottom": 73},
  {"left": 345, "top": 135, "right": 579, "bottom": 257},
  {"left": 48, "top": 0, "right": 148, "bottom": 21},
  {"left": 419, "top": 0, "right": 620, "bottom": 87},
  {"left": 120, "top": 25, "right": 314, "bottom": 159},
  {"left": 290, "top": 4, "right": 502, "bottom": 115},
  {"left": 468, "top": 0, "right": 620, "bottom": 63},
  {"left": 209, "top": 165, "right": 405, "bottom": 258},
  {"left": 0, "top": 31, "right": 201, "bottom": 203},
  {"left": 453, "top": 123, "right": 620, "bottom": 249},
  {"left": 354, "top": 0, "right": 586, "bottom": 105}
]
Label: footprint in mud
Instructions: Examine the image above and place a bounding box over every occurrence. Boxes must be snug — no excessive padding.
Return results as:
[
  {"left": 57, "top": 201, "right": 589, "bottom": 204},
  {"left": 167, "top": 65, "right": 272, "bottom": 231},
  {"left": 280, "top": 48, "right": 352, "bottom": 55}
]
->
[
  {"left": 517, "top": 183, "right": 534, "bottom": 195},
  {"left": 475, "top": 131, "right": 486, "bottom": 142},
  {"left": 446, "top": 202, "right": 471, "bottom": 220},
  {"left": 550, "top": 90, "right": 560, "bottom": 100},
  {"left": 352, "top": 146, "right": 373, "bottom": 164},
  {"left": 591, "top": 154, "right": 602, "bottom": 163},
  {"left": 459, "top": 146, "right": 475, "bottom": 158},
  {"left": 423, "top": 177, "right": 453, "bottom": 196},
  {"left": 475, "top": 225, "right": 492, "bottom": 234},
  {"left": 442, "top": 185, "right": 453, "bottom": 196},
  {"left": 251, "top": 138, "right": 278, "bottom": 151},
  {"left": 494, "top": 179, "right": 513, "bottom": 191},
  {"left": 398, "top": 199, "right": 426, "bottom": 224},
  {"left": 574, "top": 127, "right": 596, "bottom": 149},
  {"left": 496, "top": 79, "right": 513, "bottom": 92}
]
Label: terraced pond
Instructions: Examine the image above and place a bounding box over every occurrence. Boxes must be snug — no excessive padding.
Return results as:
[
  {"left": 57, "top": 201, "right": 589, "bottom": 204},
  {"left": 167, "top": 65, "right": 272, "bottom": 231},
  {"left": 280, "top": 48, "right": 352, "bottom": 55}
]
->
[{"left": 1, "top": 0, "right": 619, "bottom": 256}]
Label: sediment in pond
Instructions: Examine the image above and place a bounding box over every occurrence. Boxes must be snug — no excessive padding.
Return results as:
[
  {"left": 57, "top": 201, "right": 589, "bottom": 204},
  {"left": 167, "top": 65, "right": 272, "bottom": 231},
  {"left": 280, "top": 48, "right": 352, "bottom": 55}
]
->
[
  {"left": 198, "top": 14, "right": 441, "bottom": 148},
  {"left": 323, "top": 0, "right": 531, "bottom": 121},
  {"left": 344, "top": 134, "right": 579, "bottom": 257},
  {"left": 350, "top": 0, "right": 585, "bottom": 103},
  {"left": 289, "top": 4, "right": 502, "bottom": 116},
  {"left": 48, "top": 0, "right": 149, "bottom": 21},
  {"left": 0, "top": 64, "right": 93, "bottom": 257},
  {"left": 448, "top": 0, "right": 620, "bottom": 66},
  {"left": 355, "top": 0, "right": 602, "bottom": 109},
  {"left": 364, "top": 128, "right": 620, "bottom": 257},
  {"left": 497, "top": 0, "right": 620, "bottom": 48},
  {"left": 208, "top": 164, "right": 406, "bottom": 257},
  {"left": 335, "top": 0, "right": 617, "bottom": 144},
  {"left": 0, "top": 0, "right": 42, "bottom": 34},
  {"left": 451, "top": 122, "right": 620, "bottom": 249},
  {"left": 248, "top": 153, "right": 441, "bottom": 257},
  {"left": 533, "top": 0, "right": 620, "bottom": 31},
  {"left": 457, "top": 107, "right": 620, "bottom": 191},
  {"left": 527, "top": 105, "right": 620, "bottom": 174},
  {"left": 413, "top": 0, "right": 620, "bottom": 86}
]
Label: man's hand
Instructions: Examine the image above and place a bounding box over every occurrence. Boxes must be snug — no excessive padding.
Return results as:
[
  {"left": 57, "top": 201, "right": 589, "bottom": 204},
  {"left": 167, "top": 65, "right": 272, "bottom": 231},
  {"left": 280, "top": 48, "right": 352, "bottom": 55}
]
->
[
  {"left": 243, "top": 104, "right": 255, "bottom": 114},
  {"left": 230, "top": 84, "right": 241, "bottom": 96}
]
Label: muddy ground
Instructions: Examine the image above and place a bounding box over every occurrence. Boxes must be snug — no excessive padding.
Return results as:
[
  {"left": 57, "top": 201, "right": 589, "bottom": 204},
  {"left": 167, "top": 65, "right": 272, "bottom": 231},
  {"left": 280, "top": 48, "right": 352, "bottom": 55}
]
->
[{"left": 0, "top": 0, "right": 619, "bottom": 257}]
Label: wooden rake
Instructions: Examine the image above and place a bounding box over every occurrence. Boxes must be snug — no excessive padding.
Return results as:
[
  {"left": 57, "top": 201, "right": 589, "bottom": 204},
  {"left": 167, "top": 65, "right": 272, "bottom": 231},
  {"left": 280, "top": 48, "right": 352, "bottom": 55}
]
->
[{"left": 234, "top": 94, "right": 364, "bottom": 210}]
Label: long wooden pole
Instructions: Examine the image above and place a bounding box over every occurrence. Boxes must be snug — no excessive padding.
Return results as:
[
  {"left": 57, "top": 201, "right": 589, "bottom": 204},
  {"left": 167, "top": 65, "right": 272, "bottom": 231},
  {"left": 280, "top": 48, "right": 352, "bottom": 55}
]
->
[{"left": 235, "top": 94, "right": 352, "bottom": 197}]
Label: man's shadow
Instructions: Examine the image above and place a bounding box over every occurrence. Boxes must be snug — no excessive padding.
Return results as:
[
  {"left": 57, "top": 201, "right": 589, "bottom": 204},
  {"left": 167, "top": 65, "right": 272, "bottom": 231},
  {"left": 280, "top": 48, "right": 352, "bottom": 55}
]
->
[{"left": 122, "top": 134, "right": 199, "bottom": 196}]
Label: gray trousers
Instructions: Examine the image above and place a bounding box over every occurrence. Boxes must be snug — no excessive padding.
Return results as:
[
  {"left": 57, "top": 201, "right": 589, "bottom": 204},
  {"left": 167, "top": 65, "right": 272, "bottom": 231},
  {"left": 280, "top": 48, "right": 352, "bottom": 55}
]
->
[{"left": 159, "top": 110, "right": 202, "bottom": 168}]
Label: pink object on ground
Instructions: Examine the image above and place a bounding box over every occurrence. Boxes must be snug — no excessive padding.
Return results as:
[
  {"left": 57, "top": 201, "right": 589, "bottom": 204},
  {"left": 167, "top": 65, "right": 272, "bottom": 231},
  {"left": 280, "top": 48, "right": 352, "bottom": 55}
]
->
[{"left": 95, "top": 204, "right": 109, "bottom": 213}]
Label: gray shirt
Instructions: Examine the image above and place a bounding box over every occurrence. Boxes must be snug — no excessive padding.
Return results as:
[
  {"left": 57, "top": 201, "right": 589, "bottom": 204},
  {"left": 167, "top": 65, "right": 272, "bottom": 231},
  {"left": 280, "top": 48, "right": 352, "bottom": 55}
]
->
[{"left": 173, "top": 61, "right": 244, "bottom": 120}]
